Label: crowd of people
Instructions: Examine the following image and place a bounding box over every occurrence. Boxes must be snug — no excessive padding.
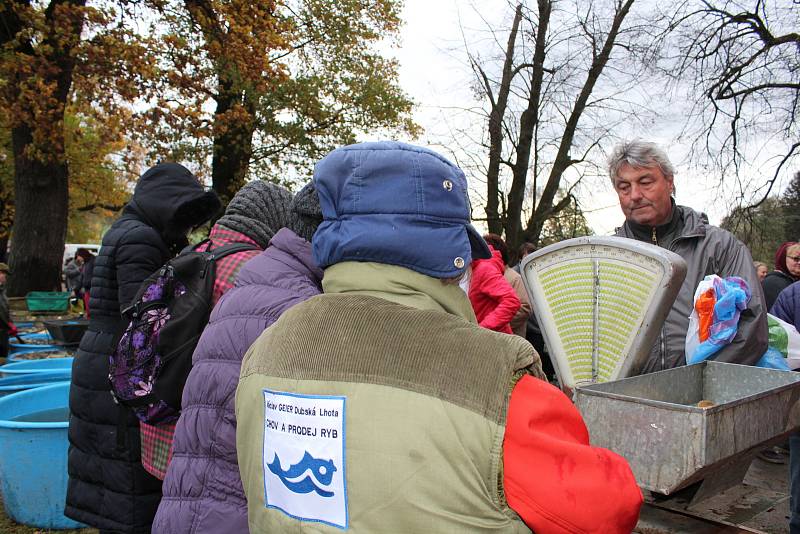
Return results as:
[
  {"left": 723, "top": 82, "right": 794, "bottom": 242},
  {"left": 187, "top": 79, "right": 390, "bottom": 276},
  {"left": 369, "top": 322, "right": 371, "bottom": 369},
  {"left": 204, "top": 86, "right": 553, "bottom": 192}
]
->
[
  {"left": 13, "top": 138, "right": 787, "bottom": 533},
  {"left": 756, "top": 241, "right": 800, "bottom": 532}
]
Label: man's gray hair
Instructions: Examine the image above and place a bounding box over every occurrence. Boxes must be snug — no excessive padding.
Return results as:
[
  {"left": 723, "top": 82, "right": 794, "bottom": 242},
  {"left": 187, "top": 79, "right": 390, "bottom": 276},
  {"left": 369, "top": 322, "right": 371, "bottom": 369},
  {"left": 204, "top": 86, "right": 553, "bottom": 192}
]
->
[{"left": 607, "top": 140, "right": 676, "bottom": 184}]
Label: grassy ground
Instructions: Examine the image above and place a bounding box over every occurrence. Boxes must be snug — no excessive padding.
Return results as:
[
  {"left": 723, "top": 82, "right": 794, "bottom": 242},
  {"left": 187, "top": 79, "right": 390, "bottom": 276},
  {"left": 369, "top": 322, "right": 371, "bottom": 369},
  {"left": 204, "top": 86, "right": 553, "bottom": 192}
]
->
[{"left": 0, "top": 496, "right": 96, "bottom": 534}]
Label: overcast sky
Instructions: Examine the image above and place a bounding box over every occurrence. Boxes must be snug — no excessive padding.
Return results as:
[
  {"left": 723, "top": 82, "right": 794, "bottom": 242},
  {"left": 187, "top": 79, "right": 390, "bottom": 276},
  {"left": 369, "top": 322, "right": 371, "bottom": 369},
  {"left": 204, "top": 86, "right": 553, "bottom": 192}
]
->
[
  {"left": 389, "top": 0, "right": 786, "bottom": 236},
  {"left": 390, "top": 0, "right": 650, "bottom": 235}
]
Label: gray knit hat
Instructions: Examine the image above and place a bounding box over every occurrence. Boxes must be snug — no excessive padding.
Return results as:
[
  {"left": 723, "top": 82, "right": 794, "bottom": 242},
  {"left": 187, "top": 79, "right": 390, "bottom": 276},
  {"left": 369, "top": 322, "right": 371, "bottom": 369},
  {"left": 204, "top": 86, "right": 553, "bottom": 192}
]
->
[
  {"left": 287, "top": 181, "right": 323, "bottom": 242},
  {"left": 216, "top": 180, "right": 293, "bottom": 248}
]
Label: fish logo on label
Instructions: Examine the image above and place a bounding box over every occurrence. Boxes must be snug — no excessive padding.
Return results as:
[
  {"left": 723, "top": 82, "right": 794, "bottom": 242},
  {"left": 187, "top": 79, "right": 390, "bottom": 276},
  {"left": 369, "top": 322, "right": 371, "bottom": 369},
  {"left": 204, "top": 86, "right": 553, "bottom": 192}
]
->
[
  {"left": 262, "top": 390, "right": 347, "bottom": 529},
  {"left": 268, "top": 451, "right": 337, "bottom": 498}
]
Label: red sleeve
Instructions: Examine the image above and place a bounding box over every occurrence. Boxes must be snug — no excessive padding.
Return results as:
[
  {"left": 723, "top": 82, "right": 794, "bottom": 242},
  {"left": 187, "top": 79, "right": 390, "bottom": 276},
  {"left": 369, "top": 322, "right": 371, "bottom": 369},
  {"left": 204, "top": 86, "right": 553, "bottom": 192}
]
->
[
  {"left": 503, "top": 376, "right": 643, "bottom": 534},
  {"left": 478, "top": 269, "right": 520, "bottom": 331}
]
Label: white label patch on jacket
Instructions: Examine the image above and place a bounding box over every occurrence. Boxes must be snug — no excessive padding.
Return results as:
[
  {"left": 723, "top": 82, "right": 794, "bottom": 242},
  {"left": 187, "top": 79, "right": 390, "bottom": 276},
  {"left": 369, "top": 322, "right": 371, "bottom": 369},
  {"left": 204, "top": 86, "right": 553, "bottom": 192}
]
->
[{"left": 262, "top": 389, "right": 347, "bottom": 529}]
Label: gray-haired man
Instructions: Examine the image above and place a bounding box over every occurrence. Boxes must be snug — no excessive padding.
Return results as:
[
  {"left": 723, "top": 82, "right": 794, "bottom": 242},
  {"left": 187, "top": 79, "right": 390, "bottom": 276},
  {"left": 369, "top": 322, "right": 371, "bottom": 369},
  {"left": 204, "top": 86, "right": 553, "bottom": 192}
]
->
[{"left": 611, "top": 140, "right": 768, "bottom": 374}]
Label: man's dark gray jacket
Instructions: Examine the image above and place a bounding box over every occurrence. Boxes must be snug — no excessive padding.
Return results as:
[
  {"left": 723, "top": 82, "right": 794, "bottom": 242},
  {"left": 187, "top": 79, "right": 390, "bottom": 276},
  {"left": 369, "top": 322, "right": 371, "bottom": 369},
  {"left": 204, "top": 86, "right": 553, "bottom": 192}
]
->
[{"left": 616, "top": 204, "right": 768, "bottom": 373}]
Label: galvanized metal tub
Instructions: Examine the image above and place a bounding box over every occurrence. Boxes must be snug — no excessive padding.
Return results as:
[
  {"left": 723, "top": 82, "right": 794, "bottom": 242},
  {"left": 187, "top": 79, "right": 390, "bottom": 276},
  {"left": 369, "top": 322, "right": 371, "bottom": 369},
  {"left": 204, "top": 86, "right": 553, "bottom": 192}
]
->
[{"left": 575, "top": 361, "right": 800, "bottom": 496}]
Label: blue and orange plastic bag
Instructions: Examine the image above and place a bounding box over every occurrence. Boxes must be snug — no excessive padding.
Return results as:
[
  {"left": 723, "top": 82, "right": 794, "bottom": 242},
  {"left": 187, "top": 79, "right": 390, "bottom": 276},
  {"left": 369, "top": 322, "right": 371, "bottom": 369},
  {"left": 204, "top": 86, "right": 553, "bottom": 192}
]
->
[{"left": 685, "top": 275, "right": 750, "bottom": 365}]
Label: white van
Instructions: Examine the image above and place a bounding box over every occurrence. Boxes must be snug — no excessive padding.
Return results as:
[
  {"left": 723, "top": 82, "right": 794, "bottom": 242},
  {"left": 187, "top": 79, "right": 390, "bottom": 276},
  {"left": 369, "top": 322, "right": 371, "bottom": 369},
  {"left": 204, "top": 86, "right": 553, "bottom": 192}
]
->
[{"left": 63, "top": 243, "right": 101, "bottom": 265}]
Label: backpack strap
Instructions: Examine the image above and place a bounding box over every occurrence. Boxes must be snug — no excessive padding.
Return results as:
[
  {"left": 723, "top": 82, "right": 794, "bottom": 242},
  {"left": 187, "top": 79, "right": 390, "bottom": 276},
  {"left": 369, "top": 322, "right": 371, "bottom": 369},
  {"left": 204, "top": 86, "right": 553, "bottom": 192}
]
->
[
  {"left": 207, "top": 242, "right": 259, "bottom": 260},
  {"left": 183, "top": 239, "right": 211, "bottom": 255}
]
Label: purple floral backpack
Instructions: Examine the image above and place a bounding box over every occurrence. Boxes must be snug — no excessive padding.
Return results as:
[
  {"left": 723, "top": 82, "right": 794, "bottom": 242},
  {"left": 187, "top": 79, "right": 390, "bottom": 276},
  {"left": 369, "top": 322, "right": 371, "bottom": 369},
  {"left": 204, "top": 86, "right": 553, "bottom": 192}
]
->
[{"left": 109, "top": 241, "right": 256, "bottom": 424}]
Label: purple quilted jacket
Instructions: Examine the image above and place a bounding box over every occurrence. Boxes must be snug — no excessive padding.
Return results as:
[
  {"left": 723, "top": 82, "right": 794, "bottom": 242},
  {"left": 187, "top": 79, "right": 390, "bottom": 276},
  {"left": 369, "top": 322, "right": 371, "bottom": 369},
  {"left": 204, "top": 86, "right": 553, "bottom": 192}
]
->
[
  {"left": 152, "top": 228, "right": 323, "bottom": 534},
  {"left": 771, "top": 280, "right": 800, "bottom": 331}
]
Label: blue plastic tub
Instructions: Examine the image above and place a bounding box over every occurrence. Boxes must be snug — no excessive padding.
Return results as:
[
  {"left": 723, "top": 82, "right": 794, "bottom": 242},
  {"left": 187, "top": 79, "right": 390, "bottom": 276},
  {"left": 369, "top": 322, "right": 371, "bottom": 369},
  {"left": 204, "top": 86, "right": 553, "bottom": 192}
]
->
[
  {"left": 7, "top": 347, "right": 75, "bottom": 363},
  {"left": 9, "top": 332, "right": 59, "bottom": 352},
  {"left": 0, "top": 382, "right": 84, "bottom": 529},
  {"left": 15, "top": 323, "right": 43, "bottom": 335},
  {"left": 0, "top": 371, "right": 72, "bottom": 396},
  {"left": 17, "top": 331, "right": 52, "bottom": 342},
  {"left": 0, "top": 358, "right": 74, "bottom": 376}
]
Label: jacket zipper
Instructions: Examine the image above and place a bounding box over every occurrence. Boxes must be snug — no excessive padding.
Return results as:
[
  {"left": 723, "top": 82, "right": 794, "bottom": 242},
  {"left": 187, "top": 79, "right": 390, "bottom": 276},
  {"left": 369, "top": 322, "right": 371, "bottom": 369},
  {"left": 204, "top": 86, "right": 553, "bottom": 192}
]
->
[
  {"left": 658, "top": 232, "right": 701, "bottom": 370},
  {"left": 629, "top": 218, "right": 704, "bottom": 371},
  {"left": 650, "top": 226, "right": 665, "bottom": 367}
]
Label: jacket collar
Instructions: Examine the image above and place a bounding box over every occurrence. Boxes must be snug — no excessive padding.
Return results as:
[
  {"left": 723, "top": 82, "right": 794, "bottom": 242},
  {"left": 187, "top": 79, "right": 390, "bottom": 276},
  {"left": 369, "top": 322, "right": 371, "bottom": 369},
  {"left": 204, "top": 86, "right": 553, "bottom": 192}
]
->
[
  {"left": 234, "top": 228, "right": 322, "bottom": 288},
  {"left": 322, "top": 261, "right": 477, "bottom": 323},
  {"left": 619, "top": 202, "right": 707, "bottom": 246}
]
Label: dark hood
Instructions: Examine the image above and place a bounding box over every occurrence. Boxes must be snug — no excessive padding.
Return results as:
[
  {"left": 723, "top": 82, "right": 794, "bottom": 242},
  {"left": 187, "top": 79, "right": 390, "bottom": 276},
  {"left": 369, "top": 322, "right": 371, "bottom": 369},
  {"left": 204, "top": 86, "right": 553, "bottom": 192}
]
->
[{"left": 125, "top": 163, "right": 221, "bottom": 238}]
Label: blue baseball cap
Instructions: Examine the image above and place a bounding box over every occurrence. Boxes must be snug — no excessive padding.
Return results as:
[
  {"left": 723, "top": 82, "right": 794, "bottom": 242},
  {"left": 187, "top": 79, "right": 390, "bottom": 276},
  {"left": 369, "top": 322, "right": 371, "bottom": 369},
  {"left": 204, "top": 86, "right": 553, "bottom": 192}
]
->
[{"left": 312, "top": 141, "right": 492, "bottom": 278}]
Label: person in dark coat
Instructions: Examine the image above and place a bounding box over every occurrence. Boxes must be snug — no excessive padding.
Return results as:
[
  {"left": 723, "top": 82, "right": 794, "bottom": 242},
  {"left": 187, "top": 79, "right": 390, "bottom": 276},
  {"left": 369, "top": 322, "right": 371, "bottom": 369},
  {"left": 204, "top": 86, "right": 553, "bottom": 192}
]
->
[
  {"left": 763, "top": 242, "right": 800, "bottom": 310},
  {"left": 152, "top": 183, "right": 323, "bottom": 534},
  {"left": 65, "top": 163, "right": 221, "bottom": 534},
  {"left": 139, "top": 180, "right": 293, "bottom": 482},
  {"left": 0, "top": 263, "right": 14, "bottom": 359},
  {"left": 76, "top": 249, "right": 96, "bottom": 316},
  {"left": 769, "top": 281, "right": 800, "bottom": 533},
  {"left": 64, "top": 255, "right": 83, "bottom": 296}
]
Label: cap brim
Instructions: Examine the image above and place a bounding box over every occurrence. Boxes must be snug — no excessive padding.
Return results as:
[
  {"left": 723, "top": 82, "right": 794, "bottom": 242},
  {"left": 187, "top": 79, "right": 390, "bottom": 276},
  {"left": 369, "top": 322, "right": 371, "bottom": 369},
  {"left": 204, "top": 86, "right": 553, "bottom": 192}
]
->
[{"left": 466, "top": 225, "right": 492, "bottom": 260}]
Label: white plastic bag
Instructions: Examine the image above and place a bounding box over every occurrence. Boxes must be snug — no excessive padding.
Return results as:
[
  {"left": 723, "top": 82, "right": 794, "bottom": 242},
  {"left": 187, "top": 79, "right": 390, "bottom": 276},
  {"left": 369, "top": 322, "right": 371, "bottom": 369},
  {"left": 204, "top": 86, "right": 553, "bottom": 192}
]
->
[
  {"left": 684, "top": 276, "right": 718, "bottom": 363},
  {"left": 767, "top": 313, "right": 800, "bottom": 370}
]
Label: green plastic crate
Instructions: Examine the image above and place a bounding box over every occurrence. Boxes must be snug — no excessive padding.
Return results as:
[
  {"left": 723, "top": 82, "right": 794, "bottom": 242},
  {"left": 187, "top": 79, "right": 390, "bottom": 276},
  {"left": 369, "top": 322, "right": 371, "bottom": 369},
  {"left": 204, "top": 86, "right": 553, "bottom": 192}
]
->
[{"left": 25, "top": 291, "right": 70, "bottom": 312}]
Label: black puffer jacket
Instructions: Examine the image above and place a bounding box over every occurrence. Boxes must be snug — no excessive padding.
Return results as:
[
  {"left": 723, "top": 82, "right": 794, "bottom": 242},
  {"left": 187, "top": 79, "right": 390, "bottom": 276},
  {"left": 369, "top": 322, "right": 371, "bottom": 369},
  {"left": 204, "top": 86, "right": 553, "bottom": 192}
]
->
[
  {"left": 763, "top": 270, "right": 796, "bottom": 311},
  {"left": 66, "top": 163, "right": 220, "bottom": 533}
]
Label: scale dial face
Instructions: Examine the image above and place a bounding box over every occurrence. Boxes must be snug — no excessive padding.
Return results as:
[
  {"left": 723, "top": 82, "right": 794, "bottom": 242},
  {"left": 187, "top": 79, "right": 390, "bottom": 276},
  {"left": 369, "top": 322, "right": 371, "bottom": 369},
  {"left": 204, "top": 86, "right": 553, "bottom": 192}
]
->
[{"left": 521, "top": 237, "right": 686, "bottom": 389}]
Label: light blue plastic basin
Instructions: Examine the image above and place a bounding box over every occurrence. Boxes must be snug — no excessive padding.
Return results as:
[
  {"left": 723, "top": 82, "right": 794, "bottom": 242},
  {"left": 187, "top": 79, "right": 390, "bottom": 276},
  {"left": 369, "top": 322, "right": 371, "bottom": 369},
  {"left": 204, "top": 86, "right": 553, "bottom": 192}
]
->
[
  {"left": 0, "top": 371, "right": 72, "bottom": 396},
  {"left": 9, "top": 332, "right": 59, "bottom": 352},
  {"left": 7, "top": 347, "right": 74, "bottom": 363},
  {"left": 0, "top": 358, "right": 74, "bottom": 377},
  {"left": 0, "top": 382, "right": 84, "bottom": 529}
]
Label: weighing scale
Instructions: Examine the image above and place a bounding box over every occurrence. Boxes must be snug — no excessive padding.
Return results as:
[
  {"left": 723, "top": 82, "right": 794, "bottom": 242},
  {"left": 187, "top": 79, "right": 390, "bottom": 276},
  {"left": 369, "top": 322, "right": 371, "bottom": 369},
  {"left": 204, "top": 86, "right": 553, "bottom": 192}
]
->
[
  {"left": 519, "top": 236, "right": 688, "bottom": 389},
  {"left": 521, "top": 237, "right": 800, "bottom": 516}
]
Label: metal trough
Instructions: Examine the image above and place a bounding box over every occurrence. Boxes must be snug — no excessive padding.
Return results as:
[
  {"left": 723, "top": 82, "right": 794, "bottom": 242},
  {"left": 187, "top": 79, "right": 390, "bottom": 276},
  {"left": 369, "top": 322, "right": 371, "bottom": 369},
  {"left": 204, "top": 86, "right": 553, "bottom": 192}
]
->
[{"left": 575, "top": 361, "right": 800, "bottom": 502}]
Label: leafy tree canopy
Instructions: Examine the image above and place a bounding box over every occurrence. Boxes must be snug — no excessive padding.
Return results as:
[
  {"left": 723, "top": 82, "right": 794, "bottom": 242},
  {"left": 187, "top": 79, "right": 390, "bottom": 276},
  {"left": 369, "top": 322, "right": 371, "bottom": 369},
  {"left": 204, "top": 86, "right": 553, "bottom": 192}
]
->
[
  {"left": 721, "top": 171, "right": 800, "bottom": 265},
  {"left": 142, "top": 0, "right": 419, "bottom": 198},
  {"left": 0, "top": 105, "right": 137, "bottom": 243},
  {"left": 538, "top": 193, "right": 593, "bottom": 248},
  {"left": 0, "top": 0, "right": 414, "bottom": 292}
]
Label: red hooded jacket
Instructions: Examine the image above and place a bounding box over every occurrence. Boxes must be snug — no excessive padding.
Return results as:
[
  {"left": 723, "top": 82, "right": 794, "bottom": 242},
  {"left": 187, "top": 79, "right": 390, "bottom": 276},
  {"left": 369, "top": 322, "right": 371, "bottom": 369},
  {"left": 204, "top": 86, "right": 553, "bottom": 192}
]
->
[{"left": 469, "top": 247, "right": 521, "bottom": 333}]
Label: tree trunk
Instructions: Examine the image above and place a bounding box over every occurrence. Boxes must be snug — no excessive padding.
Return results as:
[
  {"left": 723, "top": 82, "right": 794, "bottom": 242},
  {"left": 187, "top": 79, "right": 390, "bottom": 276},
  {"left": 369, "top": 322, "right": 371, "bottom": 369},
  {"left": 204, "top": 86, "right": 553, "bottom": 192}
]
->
[
  {"left": 0, "top": 237, "right": 9, "bottom": 263},
  {"left": 8, "top": 127, "right": 69, "bottom": 295},
  {"left": 185, "top": 0, "right": 257, "bottom": 206},
  {"left": 210, "top": 88, "right": 256, "bottom": 206},
  {"left": 526, "top": 0, "right": 635, "bottom": 245},
  {"left": 504, "top": 0, "right": 551, "bottom": 251},
  {"left": 483, "top": 4, "right": 523, "bottom": 235},
  {"left": 0, "top": 170, "right": 14, "bottom": 262},
  {"left": 4, "top": 0, "right": 86, "bottom": 296}
]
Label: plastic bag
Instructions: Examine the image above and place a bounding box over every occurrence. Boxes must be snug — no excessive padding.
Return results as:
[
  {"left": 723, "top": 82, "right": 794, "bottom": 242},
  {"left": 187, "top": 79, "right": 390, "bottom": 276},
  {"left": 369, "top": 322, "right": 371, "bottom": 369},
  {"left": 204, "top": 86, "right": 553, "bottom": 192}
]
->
[
  {"left": 685, "top": 275, "right": 750, "bottom": 365},
  {"left": 755, "top": 346, "right": 791, "bottom": 371},
  {"left": 685, "top": 278, "right": 715, "bottom": 360},
  {"left": 767, "top": 314, "right": 800, "bottom": 370}
]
